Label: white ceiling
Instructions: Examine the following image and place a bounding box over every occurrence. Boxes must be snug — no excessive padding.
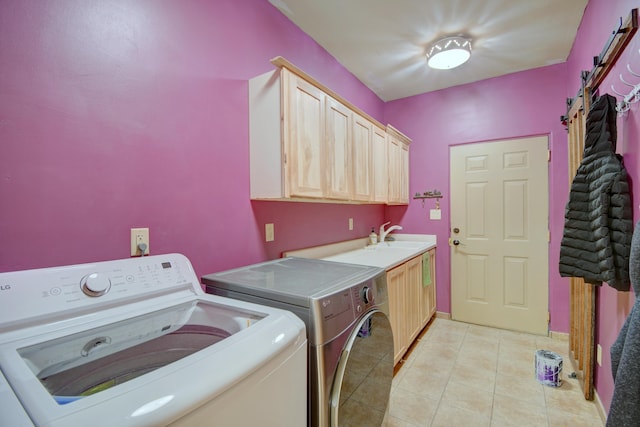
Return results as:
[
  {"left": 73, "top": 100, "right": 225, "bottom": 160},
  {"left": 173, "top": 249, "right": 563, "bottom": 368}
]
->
[{"left": 268, "top": 0, "right": 589, "bottom": 101}]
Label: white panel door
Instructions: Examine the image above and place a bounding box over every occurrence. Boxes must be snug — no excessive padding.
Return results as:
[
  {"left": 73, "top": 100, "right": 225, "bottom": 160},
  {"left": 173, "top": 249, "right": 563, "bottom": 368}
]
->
[{"left": 450, "top": 136, "right": 549, "bottom": 335}]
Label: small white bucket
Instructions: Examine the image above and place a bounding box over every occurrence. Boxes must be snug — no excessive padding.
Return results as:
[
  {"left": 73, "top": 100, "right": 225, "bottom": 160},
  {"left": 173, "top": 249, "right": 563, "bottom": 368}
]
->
[{"left": 535, "top": 350, "right": 563, "bottom": 387}]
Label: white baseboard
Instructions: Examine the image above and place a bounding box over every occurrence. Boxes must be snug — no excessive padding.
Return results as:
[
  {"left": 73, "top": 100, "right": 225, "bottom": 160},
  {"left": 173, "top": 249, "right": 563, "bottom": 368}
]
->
[{"left": 594, "top": 389, "right": 607, "bottom": 424}]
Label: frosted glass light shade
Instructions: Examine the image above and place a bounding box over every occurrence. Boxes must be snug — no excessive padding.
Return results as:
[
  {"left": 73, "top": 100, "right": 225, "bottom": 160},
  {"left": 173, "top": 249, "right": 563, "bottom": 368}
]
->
[{"left": 426, "top": 37, "right": 472, "bottom": 70}]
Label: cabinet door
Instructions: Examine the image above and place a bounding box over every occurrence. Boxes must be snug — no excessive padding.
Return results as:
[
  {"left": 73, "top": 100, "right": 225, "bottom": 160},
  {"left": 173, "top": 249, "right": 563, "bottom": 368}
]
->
[
  {"left": 387, "top": 133, "right": 410, "bottom": 205},
  {"left": 420, "top": 249, "right": 437, "bottom": 326},
  {"left": 387, "top": 264, "right": 407, "bottom": 365},
  {"left": 406, "top": 255, "right": 423, "bottom": 343},
  {"left": 388, "top": 137, "right": 401, "bottom": 203},
  {"left": 325, "top": 97, "right": 351, "bottom": 200},
  {"left": 372, "top": 125, "right": 388, "bottom": 203},
  {"left": 284, "top": 70, "right": 326, "bottom": 198},
  {"left": 352, "top": 114, "right": 373, "bottom": 202},
  {"left": 399, "top": 141, "right": 409, "bottom": 203}
]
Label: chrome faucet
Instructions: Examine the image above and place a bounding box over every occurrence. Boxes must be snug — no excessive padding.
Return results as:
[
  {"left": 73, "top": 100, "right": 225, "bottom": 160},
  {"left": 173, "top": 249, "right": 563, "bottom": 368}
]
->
[{"left": 379, "top": 221, "right": 403, "bottom": 243}]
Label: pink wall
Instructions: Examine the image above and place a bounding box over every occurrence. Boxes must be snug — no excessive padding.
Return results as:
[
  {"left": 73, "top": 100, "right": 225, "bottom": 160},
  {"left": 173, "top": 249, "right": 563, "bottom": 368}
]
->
[
  {"left": 0, "top": 0, "right": 386, "bottom": 277},
  {"left": 565, "top": 0, "right": 640, "bottom": 412},
  {"left": 383, "top": 64, "right": 570, "bottom": 332},
  {"left": 2, "top": 0, "right": 639, "bottom": 414}
]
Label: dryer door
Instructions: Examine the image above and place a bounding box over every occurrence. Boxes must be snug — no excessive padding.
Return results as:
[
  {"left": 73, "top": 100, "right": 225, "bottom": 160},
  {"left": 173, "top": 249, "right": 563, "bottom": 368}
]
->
[{"left": 329, "top": 310, "right": 393, "bottom": 426}]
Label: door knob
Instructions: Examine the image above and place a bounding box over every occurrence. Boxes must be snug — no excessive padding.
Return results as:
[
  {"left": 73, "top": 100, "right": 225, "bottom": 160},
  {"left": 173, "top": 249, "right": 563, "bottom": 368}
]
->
[{"left": 452, "top": 239, "right": 460, "bottom": 246}]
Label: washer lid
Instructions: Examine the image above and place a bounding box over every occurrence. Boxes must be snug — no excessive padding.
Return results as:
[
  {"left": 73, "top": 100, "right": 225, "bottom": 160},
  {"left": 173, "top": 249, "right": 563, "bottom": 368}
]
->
[
  {"left": 202, "top": 257, "right": 384, "bottom": 307},
  {"left": 0, "top": 295, "right": 305, "bottom": 427},
  {"left": 16, "top": 299, "right": 265, "bottom": 404}
]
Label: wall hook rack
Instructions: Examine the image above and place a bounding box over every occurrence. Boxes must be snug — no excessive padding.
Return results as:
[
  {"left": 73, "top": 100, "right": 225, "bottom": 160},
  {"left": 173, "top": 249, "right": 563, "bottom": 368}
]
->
[
  {"left": 612, "top": 49, "right": 640, "bottom": 114},
  {"left": 413, "top": 190, "right": 443, "bottom": 208},
  {"left": 561, "top": 8, "right": 638, "bottom": 126}
]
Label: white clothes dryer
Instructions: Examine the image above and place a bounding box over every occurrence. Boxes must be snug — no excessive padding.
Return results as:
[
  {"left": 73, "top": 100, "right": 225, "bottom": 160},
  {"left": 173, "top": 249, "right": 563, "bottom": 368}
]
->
[{"left": 0, "top": 254, "right": 306, "bottom": 427}]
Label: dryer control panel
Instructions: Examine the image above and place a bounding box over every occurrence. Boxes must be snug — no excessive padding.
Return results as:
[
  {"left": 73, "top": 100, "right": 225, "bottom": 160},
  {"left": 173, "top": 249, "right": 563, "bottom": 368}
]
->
[
  {"left": 0, "top": 254, "right": 198, "bottom": 332},
  {"left": 311, "top": 275, "right": 386, "bottom": 346}
]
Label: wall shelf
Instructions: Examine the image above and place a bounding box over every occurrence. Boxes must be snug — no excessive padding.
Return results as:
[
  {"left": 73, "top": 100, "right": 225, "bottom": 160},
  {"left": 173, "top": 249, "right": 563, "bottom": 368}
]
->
[
  {"left": 413, "top": 192, "right": 443, "bottom": 200},
  {"left": 413, "top": 191, "right": 443, "bottom": 209}
]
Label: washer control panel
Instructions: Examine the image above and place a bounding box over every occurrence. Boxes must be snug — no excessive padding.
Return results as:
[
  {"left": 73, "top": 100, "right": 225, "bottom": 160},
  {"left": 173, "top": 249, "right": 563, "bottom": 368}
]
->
[
  {"left": 80, "top": 273, "right": 112, "bottom": 297},
  {"left": 0, "top": 254, "right": 197, "bottom": 329}
]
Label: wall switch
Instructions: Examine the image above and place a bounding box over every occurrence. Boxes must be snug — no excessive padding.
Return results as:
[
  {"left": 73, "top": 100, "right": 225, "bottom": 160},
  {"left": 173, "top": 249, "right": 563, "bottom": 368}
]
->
[
  {"left": 430, "top": 209, "right": 442, "bottom": 220},
  {"left": 130, "top": 228, "right": 149, "bottom": 256},
  {"left": 348, "top": 218, "right": 353, "bottom": 230},
  {"left": 265, "top": 223, "right": 275, "bottom": 242},
  {"left": 597, "top": 344, "right": 602, "bottom": 366}
]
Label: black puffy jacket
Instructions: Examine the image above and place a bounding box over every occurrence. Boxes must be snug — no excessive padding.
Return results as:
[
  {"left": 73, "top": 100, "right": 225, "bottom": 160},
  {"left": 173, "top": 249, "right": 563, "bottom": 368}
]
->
[{"left": 559, "top": 94, "right": 632, "bottom": 291}]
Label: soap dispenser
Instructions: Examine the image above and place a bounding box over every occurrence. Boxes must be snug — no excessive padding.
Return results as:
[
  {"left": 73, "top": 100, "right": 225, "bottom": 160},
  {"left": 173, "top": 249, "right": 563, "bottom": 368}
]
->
[{"left": 369, "top": 228, "right": 377, "bottom": 245}]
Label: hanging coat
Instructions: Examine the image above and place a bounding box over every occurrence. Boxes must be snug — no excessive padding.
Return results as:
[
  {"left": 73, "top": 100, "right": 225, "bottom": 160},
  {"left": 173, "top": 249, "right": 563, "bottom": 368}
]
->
[
  {"left": 559, "top": 94, "right": 633, "bottom": 291},
  {"left": 608, "top": 221, "right": 640, "bottom": 426}
]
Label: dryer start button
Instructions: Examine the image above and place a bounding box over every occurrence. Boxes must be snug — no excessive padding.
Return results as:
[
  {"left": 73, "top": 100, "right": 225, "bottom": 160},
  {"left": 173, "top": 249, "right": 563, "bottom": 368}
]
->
[{"left": 80, "top": 273, "right": 111, "bottom": 297}]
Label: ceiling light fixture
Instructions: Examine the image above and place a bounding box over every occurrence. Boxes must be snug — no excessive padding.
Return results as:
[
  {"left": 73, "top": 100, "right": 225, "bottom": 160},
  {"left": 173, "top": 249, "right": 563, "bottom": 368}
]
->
[{"left": 426, "top": 36, "right": 472, "bottom": 70}]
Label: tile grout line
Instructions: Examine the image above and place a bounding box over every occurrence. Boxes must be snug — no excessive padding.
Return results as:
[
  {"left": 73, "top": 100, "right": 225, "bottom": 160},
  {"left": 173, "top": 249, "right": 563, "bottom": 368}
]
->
[{"left": 430, "top": 324, "right": 466, "bottom": 425}]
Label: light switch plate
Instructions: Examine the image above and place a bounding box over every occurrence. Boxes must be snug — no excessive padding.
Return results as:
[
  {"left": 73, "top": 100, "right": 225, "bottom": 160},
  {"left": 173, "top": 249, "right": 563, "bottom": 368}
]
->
[
  {"left": 348, "top": 218, "right": 353, "bottom": 230},
  {"left": 430, "top": 209, "right": 441, "bottom": 220},
  {"left": 597, "top": 344, "right": 602, "bottom": 366}
]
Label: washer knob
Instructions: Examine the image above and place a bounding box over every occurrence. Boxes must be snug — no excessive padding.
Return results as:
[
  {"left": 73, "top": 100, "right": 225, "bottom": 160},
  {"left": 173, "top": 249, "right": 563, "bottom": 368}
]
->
[
  {"left": 81, "top": 273, "right": 111, "bottom": 297},
  {"left": 361, "top": 286, "right": 371, "bottom": 304}
]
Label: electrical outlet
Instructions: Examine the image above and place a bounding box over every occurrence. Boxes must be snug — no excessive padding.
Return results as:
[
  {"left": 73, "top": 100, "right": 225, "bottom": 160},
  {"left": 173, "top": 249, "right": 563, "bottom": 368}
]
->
[
  {"left": 348, "top": 218, "right": 353, "bottom": 230},
  {"left": 265, "top": 223, "right": 275, "bottom": 242},
  {"left": 130, "top": 228, "right": 149, "bottom": 256},
  {"left": 597, "top": 344, "right": 602, "bottom": 366}
]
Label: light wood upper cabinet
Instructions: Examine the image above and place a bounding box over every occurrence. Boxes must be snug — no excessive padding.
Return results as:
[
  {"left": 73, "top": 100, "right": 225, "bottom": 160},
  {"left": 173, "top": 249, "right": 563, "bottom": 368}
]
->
[
  {"left": 352, "top": 113, "right": 373, "bottom": 202},
  {"left": 249, "top": 57, "right": 410, "bottom": 205},
  {"left": 284, "top": 71, "right": 326, "bottom": 199},
  {"left": 325, "top": 96, "right": 352, "bottom": 200},
  {"left": 371, "top": 125, "right": 388, "bottom": 203},
  {"left": 387, "top": 125, "right": 410, "bottom": 205},
  {"left": 387, "top": 137, "right": 401, "bottom": 203},
  {"left": 401, "top": 144, "right": 409, "bottom": 202}
]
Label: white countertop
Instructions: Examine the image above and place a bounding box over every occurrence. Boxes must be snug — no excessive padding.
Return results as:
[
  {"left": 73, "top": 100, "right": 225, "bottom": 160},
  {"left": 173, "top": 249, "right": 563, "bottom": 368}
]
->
[{"left": 285, "top": 234, "right": 437, "bottom": 270}]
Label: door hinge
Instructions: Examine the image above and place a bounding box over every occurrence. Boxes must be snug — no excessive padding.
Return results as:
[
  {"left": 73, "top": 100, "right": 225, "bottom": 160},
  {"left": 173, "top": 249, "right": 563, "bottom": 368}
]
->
[
  {"left": 547, "top": 311, "right": 551, "bottom": 324},
  {"left": 547, "top": 150, "right": 551, "bottom": 162},
  {"left": 548, "top": 230, "right": 551, "bottom": 242}
]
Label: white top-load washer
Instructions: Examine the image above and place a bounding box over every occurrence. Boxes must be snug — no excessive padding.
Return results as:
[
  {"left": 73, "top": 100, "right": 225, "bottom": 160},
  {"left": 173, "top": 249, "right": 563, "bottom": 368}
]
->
[{"left": 0, "top": 253, "right": 307, "bottom": 427}]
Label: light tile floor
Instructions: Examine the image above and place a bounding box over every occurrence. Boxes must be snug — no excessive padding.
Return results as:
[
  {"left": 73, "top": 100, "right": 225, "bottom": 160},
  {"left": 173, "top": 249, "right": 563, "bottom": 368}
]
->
[{"left": 384, "top": 318, "right": 604, "bottom": 427}]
